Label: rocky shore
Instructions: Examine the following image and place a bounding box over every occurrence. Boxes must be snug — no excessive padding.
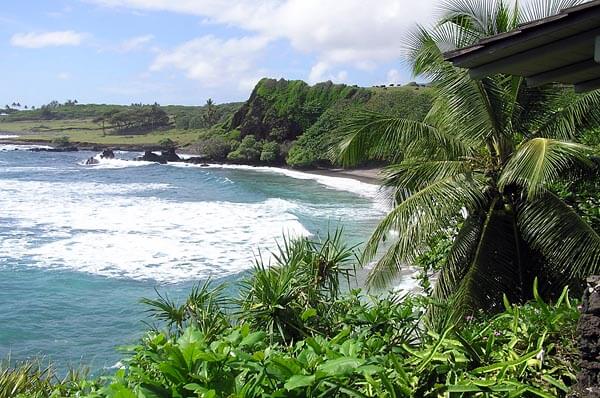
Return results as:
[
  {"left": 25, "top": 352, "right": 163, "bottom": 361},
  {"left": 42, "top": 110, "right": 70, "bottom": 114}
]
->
[{"left": 3, "top": 139, "right": 382, "bottom": 184}]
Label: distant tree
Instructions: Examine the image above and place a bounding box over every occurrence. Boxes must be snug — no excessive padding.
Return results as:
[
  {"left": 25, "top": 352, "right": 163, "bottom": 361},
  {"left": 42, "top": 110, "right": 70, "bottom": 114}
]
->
[
  {"left": 40, "top": 106, "right": 54, "bottom": 119},
  {"left": 203, "top": 98, "right": 219, "bottom": 127},
  {"left": 24, "top": 105, "right": 28, "bottom": 109}
]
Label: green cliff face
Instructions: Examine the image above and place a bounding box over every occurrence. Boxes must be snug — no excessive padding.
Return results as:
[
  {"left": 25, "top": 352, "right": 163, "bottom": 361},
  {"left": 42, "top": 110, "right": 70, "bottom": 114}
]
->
[
  {"left": 228, "top": 77, "right": 434, "bottom": 167},
  {"left": 229, "top": 78, "right": 370, "bottom": 142}
]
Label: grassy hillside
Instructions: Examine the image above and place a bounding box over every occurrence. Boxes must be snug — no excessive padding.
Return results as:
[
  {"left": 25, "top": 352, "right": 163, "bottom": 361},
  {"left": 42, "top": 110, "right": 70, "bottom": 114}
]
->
[{"left": 0, "top": 102, "right": 243, "bottom": 147}]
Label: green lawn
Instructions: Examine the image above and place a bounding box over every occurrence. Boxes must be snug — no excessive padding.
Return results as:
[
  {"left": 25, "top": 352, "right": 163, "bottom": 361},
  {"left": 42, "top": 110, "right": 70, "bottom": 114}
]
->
[{"left": 0, "top": 118, "right": 203, "bottom": 146}]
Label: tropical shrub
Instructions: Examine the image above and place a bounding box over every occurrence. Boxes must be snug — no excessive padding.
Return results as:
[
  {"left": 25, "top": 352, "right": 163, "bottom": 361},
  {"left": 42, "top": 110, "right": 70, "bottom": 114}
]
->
[
  {"left": 227, "top": 135, "right": 262, "bottom": 162},
  {"left": 195, "top": 136, "right": 232, "bottom": 161},
  {"left": 99, "top": 282, "right": 579, "bottom": 397},
  {"left": 259, "top": 141, "right": 279, "bottom": 163}
]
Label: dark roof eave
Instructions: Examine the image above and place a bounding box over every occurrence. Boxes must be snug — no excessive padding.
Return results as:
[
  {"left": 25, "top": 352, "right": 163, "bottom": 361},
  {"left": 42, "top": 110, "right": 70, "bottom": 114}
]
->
[{"left": 443, "top": 0, "right": 600, "bottom": 63}]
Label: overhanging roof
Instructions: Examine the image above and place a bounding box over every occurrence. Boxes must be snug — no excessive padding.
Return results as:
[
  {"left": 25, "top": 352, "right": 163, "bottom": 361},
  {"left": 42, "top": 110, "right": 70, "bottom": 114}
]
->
[{"left": 444, "top": 0, "right": 600, "bottom": 92}]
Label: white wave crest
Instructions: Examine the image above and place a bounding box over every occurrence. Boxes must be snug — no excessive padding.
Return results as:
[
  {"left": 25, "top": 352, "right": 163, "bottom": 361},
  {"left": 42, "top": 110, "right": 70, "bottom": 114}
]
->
[
  {"left": 171, "top": 163, "right": 383, "bottom": 199},
  {"left": 0, "top": 144, "right": 53, "bottom": 151}
]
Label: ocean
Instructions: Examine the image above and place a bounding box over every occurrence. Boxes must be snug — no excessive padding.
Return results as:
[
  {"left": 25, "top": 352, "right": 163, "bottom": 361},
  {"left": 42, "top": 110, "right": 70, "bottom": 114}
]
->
[{"left": 0, "top": 144, "right": 390, "bottom": 373}]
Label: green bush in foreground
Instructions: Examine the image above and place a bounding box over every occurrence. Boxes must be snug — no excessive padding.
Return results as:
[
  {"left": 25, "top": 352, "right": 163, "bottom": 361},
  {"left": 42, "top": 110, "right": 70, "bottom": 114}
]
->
[{"left": 1, "top": 232, "right": 581, "bottom": 397}]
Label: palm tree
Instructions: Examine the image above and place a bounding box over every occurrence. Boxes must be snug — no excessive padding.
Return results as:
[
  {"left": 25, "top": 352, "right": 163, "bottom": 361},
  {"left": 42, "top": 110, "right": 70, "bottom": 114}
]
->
[
  {"left": 203, "top": 98, "right": 218, "bottom": 127},
  {"left": 340, "top": 0, "right": 600, "bottom": 314}
]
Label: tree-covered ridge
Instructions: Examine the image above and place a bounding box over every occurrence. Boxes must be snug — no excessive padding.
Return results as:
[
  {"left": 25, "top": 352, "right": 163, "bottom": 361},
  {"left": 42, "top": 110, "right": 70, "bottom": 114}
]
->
[
  {"left": 229, "top": 78, "right": 368, "bottom": 142},
  {"left": 223, "top": 78, "right": 433, "bottom": 166}
]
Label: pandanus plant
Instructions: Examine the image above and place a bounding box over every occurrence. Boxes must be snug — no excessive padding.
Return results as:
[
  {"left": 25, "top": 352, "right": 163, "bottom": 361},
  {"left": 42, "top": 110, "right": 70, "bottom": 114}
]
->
[{"left": 340, "top": 0, "right": 600, "bottom": 314}]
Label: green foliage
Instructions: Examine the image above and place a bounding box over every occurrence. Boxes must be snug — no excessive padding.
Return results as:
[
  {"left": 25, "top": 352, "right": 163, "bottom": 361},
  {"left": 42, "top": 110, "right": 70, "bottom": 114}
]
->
[
  {"left": 237, "top": 230, "right": 358, "bottom": 344},
  {"left": 287, "top": 86, "right": 434, "bottom": 167},
  {"left": 0, "top": 231, "right": 582, "bottom": 397},
  {"left": 196, "top": 135, "right": 232, "bottom": 161},
  {"left": 259, "top": 141, "right": 279, "bottom": 163},
  {"left": 227, "top": 135, "right": 262, "bottom": 162},
  {"left": 230, "top": 78, "right": 370, "bottom": 143},
  {"left": 0, "top": 360, "right": 100, "bottom": 398},
  {"left": 99, "top": 282, "right": 579, "bottom": 397},
  {"left": 189, "top": 115, "right": 205, "bottom": 130},
  {"left": 175, "top": 114, "right": 190, "bottom": 130},
  {"left": 108, "top": 105, "right": 170, "bottom": 133}
]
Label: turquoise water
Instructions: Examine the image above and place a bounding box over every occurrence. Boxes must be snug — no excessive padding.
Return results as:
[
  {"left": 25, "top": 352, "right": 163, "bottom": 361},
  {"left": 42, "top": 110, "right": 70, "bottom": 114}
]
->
[{"left": 0, "top": 145, "right": 386, "bottom": 373}]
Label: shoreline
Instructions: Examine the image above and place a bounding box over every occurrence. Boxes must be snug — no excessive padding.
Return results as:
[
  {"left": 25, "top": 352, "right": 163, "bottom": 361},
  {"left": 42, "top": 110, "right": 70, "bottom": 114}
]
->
[
  {"left": 1, "top": 138, "right": 384, "bottom": 185},
  {"left": 298, "top": 167, "right": 382, "bottom": 185}
]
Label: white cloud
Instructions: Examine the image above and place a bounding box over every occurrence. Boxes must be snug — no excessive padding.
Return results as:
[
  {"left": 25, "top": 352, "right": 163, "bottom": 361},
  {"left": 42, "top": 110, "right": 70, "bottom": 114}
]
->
[
  {"left": 308, "top": 61, "right": 348, "bottom": 84},
  {"left": 10, "top": 31, "right": 86, "bottom": 48},
  {"left": 118, "top": 34, "right": 154, "bottom": 52},
  {"left": 57, "top": 72, "right": 71, "bottom": 80},
  {"left": 150, "top": 35, "right": 270, "bottom": 90},
  {"left": 387, "top": 68, "right": 402, "bottom": 85},
  {"left": 87, "top": 0, "right": 436, "bottom": 83}
]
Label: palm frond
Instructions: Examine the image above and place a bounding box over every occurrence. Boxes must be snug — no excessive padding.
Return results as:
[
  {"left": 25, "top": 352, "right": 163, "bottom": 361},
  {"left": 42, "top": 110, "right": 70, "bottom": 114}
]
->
[
  {"left": 520, "top": 0, "right": 586, "bottom": 23},
  {"left": 432, "top": 213, "right": 484, "bottom": 302},
  {"left": 382, "top": 159, "right": 473, "bottom": 192},
  {"left": 439, "top": 0, "right": 519, "bottom": 37},
  {"left": 499, "top": 138, "right": 597, "bottom": 199},
  {"left": 533, "top": 90, "right": 600, "bottom": 139},
  {"left": 517, "top": 191, "right": 600, "bottom": 280},
  {"left": 364, "top": 174, "right": 488, "bottom": 288},
  {"left": 338, "top": 111, "right": 469, "bottom": 167},
  {"left": 453, "top": 199, "right": 524, "bottom": 314}
]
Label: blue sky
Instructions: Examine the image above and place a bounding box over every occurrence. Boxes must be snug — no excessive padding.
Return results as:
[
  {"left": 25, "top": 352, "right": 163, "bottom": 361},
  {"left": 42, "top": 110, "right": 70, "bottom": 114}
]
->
[{"left": 0, "top": 0, "right": 436, "bottom": 106}]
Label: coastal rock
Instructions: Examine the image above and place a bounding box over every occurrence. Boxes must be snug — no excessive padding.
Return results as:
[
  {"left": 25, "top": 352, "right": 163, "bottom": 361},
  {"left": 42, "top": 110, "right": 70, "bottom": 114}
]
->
[
  {"left": 161, "top": 148, "right": 181, "bottom": 162},
  {"left": 85, "top": 157, "right": 99, "bottom": 165},
  {"left": 184, "top": 156, "right": 207, "bottom": 165},
  {"left": 100, "top": 149, "right": 115, "bottom": 159},
  {"left": 137, "top": 150, "right": 167, "bottom": 164},
  {"left": 575, "top": 276, "right": 600, "bottom": 397}
]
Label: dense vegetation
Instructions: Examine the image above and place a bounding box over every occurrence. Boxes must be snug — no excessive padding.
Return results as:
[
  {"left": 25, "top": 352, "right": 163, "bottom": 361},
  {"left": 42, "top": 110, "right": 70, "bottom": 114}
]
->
[{"left": 0, "top": 231, "right": 582, "bottom": 397}]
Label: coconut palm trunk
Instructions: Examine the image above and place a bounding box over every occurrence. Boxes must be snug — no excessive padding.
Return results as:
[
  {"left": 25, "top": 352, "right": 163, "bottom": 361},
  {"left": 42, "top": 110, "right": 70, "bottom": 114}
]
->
[{"left": 339, "top": 0, "right": 600, "bottom": 315}]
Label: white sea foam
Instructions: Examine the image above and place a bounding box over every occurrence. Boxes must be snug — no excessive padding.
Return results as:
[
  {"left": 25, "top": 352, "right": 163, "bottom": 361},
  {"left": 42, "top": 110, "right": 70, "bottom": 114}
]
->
[
  {"left": 79, "top": 154, "right": 155, "bottom": 169},
  {"left": 0, "top": 135, "right": 20, "bottom": 139},
  {"left": 0, "top": 179, "right": 309, "bottom": 282},
  {"left": 0, "top": 144, "right": 53, "bottom": 151}
]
